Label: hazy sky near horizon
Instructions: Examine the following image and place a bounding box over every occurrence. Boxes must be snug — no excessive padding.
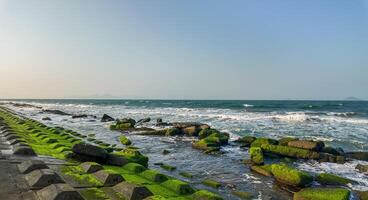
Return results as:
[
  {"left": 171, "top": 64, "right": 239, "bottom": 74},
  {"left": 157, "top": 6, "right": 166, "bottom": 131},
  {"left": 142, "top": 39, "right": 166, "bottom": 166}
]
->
[{"left": 0, "top": 0, "right": 367, "bottom": 100}]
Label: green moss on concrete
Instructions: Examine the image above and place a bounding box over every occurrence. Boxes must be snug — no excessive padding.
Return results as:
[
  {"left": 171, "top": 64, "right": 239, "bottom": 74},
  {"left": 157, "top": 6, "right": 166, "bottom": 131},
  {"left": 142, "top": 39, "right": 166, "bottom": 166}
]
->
[
  {"left": 249, "top": 147, "right": 264, "bottom": 165},
  {"left": 113, "top": 148, "right": 149, "bottom": 167},
  {"left": 261, "top": 144, "right": 320, "bottom": 159},
  {"left": 202, "top": 179, "right": 221, "bottom": 188},
  {"left": 192, "top": 190, "right": 223, "bottom": 200},
  {"left": 294, "top": 188, "right": 350, "bottom": 200},
  {"left": 316, "top": 173, "right": 354, "bottom": 186},
  {"left": 271, "top": 164, "right": 313, "bottom": 187},
  {"left": 79, "top": 188, "right": 109, "bottom": 200},
  {"left": 61, "top": 166, "right": 103, "bottom": 186},
  {"left": 122, "top": 163, "right": 147, "bottom": 173},
  {"left": 140, "top": 170, "right": 168, "bottom": 183},
  {"left": 161, "top": 180, "right": 195, "bottom": 195}
]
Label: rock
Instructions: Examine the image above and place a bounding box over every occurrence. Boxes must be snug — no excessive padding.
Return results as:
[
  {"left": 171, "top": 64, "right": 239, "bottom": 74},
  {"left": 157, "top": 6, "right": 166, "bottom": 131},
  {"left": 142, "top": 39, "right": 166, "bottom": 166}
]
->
[
  {"left": 110, "top": 118, "right": 136, "bottom": 130},
  {"left": 202, "top": 179, "right": 221, "bottom": 188},
  {"left": 251, "top": 138, "right": 278, "bottom": 148},
  {"left": 232, "top": 191, "right": 253, "bottom": 200},
  {"left": 271, "top": 164, "right": 313, "bottom": 187},
  {"left": 113, "top": 148, "right": 148, "bottom": 167},
  {"left": 318, "top": 153, "right": 346, "bottom": 164},
  {"left": 293, "top": 188, "right": 350, "bottom": 200},
  {"left": 37, "top": 184, "right": 84, "bottom": 200},
  {"left": 72, "top": 143, "right": 108, "bottom": 160},
  {"left": 235, "top": 136, "right": 256, "bottom": 147},
  {"left": 287, "top": 140, "right": 325, "bottom": 151},
  {"left": 42, "top": 117, "right": 51, "bottom": 121},
  {"left": 106, "top": 153, "right": 129, "bottom": 166},
  {"left": 346, "top": 152, "right": 368, "bottom": 161},
  {"left": 25, "top": 169, "right": 64, "bottom": 189},
  {"left": 71, "top": 114, "right": 88, "bottom": 119},
  {"left": 113, "top": 182, "right": 153, "bottom": 200},
  {"left": 356, "top": 164, "right": 368, "bottom": 174},
  {"left": 198, "top": 129, "right": 220, "bottom": 139},
  {"left": 123, "top": 163, "right": 147, "bottom": 173},
  {"left": 356, "top": 191, "right": 368, "bottom": 200},
  {"left": 182, "top": 126, "right": 200, "bottom": 136},
  {"left": 165, "top": 128, "right": 182, "bottom": 136},
  {"left": 43, "top": 109, "right": 71, "bottom": 116},
  {"left": 261, "top": 144, "right": 320, "bottom": 160},
  {"left": 156, "top": 118, "right": 163, "bottom": 123},
  {"left": 101, "top": 114, "right": 115, "bottom": 122},
  {"left": 160, "top": 164, "right": 176, "bottom": 171},
  {"left": 162, "top": 149, "right": 171, "bottom": 155},
  {"left": 322, "top": 146, "right": 345, "bottom": 156},
  {"left": 139, "top": 170, "right": 168, "bottom": 183},
  {"left": 136, "top": 118, "right": 151, "bottom": 125},
  {"left": 136, "top": 129, "right": 167, "bottom": 136},
  {"left": 92, "top": 170, "right": 124, "bottom": 186},
  {"left": 250, "top": 165, "right": 273, "bottom": 177},
  {"left": 18, "top": 160, "right": 49, "bottom": 174},
  {"left": 119, "top": 135, "right": 132, "bottom": 145},
  {"left": 316, "top": 173, "right": 355, "bottom": 186},
  {"left": 79, "top": 162, "right": 104, "bottom": 173},
  {"left": 192, "top": 190, "right": 223, "bottom": 200},
  {"left": 13, "top": 146, "right": 37, "bottom": 156},
  {"left": 179, "top": 172, "right": 193, "bottom": 178},
  {"left": 161, "top": 179, "right": 195, "bottom": 195},
  {"left": 278, "top": 137, "right": 298, "bottom": 146},
  {"left": 249, "top": 147, "right": 264, "bottom": 165}
]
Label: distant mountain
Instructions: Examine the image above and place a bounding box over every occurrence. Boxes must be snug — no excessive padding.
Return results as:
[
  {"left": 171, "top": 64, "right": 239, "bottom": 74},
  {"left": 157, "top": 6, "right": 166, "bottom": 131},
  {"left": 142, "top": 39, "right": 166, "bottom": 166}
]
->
[{"left": 344, "top": 96, "right": 362, "bottom": 101}]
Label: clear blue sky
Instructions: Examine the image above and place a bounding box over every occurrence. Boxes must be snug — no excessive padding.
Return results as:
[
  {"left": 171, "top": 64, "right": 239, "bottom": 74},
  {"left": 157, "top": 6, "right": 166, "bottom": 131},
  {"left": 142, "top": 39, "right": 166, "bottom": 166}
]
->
[{"left": 0, "top": 0, "right": 367, "bottom": 100}]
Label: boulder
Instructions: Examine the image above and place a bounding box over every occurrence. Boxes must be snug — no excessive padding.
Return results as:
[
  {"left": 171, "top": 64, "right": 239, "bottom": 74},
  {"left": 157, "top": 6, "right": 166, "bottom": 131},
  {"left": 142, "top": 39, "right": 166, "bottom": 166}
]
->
[
  {"left": 43, "top": 109, "right": 71, "bottom": 116},
  {"left": 198, "top": 129, "right": 220, "bottom": 139},
  {"left": 318, "top": 153, "right": 346, "bottom": 164},
  {"left": 287, "top": 140, "right": 324, "bottom": 151},
  {"left": 293, "top": 188, "right": 350, "bottom": 200},
  {"left": 25, "top": 169, "right": 64, "bottom": 189},
  {"left": 316, "top": 173, "right": 355, "bottom": 186},
  {"left": 37, "top": 184, "right": 84, "bottom": 200},
  {"left": 271, "top": 164, "right": 313, "bottom": 187},
  {"left": 346, "top": 152, "right": 368, "bottom": 161},
  {"left": 71, "top": 114, "right": 88, "bottom": 119},
  {"left": 106, "top": 153, "right": 129, "bottom": 166},
  {"left": 92, "top": 170, "right": 124, "bottom": 186},
  {"left": 101, "top": 114, "right": 115, "bottom": 122},
  {"left": 356, "top": 164, "right": 368, "bottom": 174},
  {"left": 261, "top": 144, "right": 320, "bottom": 160},
  {"left": 136, "top": 118, "right": 151, "bottom": 125},
  {"left": 18, "top": 160, "right": 49, "bottom": 174},
  {"left": 79, "top": 162, "right": 104, "bottom": 173},
  {"left": 249, "top": 147, "right": 264, "bottom": 165},
  {"left": 113, "top": 182, "right": 153, "bottom": 200},
  {"left": 72, "top": 143, "right": 108, "bottom": 160}
]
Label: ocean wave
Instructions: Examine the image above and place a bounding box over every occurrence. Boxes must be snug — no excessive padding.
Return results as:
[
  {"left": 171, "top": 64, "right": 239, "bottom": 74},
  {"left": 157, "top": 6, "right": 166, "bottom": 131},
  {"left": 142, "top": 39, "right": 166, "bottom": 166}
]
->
[
  {"left": 327, "top": 112, "right": 356, "bottom": 117},
  {"left": 243, "top": 104, "right": 254, "bottom": 107}
]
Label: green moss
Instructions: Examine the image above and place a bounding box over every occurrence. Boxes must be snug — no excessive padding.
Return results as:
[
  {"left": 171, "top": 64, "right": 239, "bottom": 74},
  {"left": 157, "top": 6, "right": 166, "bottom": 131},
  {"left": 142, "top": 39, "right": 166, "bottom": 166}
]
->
[
  {"left": 251, "top": 138, "right": 278, "bottom": 147},
  {"left": 202, "top": 179, "right": 221, "bottom": 188},
  {"left": 140, "top": 170, "right": 168, "bottom": 183},
  {"left": 271, "top": 164, "right": 313, "bottom": 187},
  {"left": 179, "top": 172, "right": 193, "bottom": 178},
  {"left": 161, "top": 180, "right": 195, "bottom": 195},
  {"left": 316, "top": 173, "right": 354, "bottom": 186},
  {"left": 231, "top": 191, "right": 253, "bottom": 199},
  {"left": 113, "top": 148, "right": 149, "bottom": 167},
  {"left": 235, "top": 136, "right": 256, "bottom": 147},
  {"left": 249, "top": 147, "right": 264, "bottom": 165},
  {"left": 79, "top": 188, "right": 109, "bottom": 200},
  {"left": 160, "top": 164, "right": 176, "bottom": 171},
  {"left": 192, "top": 190, "right": 223, "bottom": 200},
  {"left": 261, "top": 144, "right": 320, "bottom": 159},
  {"left": 294, "top": 188, "right": 350, "bottom": 200},
  {"left": 122, "top": 163, "right": 147, "bottom": 173},
  {"left": 198, "top": 129, "right": 220, "bottom": 139},
  {"left": 61, "top": 166, "right": 103, "bottom": 186},
  {"left": 119, "top": 135, "right": 132, "bottom": 145},
  {"left": 250, "top": 165, "right": 273, "bottom": 177}
]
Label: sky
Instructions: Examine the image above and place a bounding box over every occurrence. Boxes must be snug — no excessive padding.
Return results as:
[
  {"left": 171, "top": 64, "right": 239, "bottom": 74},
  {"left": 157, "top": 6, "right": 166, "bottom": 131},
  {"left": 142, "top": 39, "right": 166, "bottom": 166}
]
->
[{"left": 0, "top": 0, "right": 367, "bottom": 100}]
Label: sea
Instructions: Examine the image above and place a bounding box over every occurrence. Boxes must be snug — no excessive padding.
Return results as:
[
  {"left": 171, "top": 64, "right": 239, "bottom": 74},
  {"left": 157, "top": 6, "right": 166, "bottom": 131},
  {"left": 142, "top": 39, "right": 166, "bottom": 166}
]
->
[{"left": 1, "top": 99, "right": 368, "bottom": 199}]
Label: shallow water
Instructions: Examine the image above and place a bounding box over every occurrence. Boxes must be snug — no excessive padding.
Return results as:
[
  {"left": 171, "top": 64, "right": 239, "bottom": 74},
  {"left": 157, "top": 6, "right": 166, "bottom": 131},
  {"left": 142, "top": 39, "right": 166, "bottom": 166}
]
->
[{"left": 2, "top": 99, "right": 368, "bottom": 199}]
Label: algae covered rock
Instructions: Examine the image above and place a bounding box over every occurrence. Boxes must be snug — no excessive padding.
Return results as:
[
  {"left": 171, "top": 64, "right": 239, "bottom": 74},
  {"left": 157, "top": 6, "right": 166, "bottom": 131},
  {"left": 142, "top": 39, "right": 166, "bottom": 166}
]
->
[
  {"left": 231, "top": 191, "right": 253, "bottom": 200},
  {"left": 249, "top": 147, "right": 264, "bottom": 165},
  {"left": 316, "top": 173, "right": 354, "bottom": 186},
  {"left": 293, "top": 188, "right": 350, "bottom": 200},
  {"left": 192, "top": 190, "right": 223, "bottom": 200},
  {"left": 235, "top": 136, "right": 256, "bottom": 147},
  {"left": 140, "top": 170, "right": 168, "bottom": 183},
  {"left": 250, "top": 165, "right": 273, "bottom": 177},
  {"left": 278, "top": 137, "right": 298, "bottom": 146},
  {"left": 110, "top": 118, "right": 136, "bottom": 130},
  {"left": 356, "top": 164, "right": 368, "bottom": 174},
  {"left": 199, "top": 129, "right": 220, "bottom": 139},
  {"left": 202, "top": 179, "right": 221, "bottom": 188},
  {"left": 261, "top": 144, "right": 320, "bottom": 159},
  {"left": 72, "top": 143, "right": 108, "bottom": 159},
  {"left": 288, "top": 140, "right": 324, "bottom": 151},
  {"left": 271, "top": 164, "right": 313, "bottom": 187},
  {"left": 165, "top": 128, "right": 181, "bottom": 136},
  {"left": 101, "top": 114, "right": 114, "bottom": 122},
  {"left": 113, "top": 148, "right": 149, "bottom": 167},
  {"left": 251, "top": 138, "right": 278, "bottom": 148},
  {"left": 161, "top": 179, "right": 195, "bottom": 195},
  {"left": 346, "top": 152, "right": 368, "bottom": 161},
  {"left": 119, "top": 135, "right": 132, "bottom": 145}
]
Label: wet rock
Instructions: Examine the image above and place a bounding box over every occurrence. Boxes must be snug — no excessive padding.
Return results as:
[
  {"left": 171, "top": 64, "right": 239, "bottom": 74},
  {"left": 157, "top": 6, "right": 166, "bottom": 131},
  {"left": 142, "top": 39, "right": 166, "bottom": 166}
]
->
[
  {"left": 72, "top": 143, "right": 108, "bottom": 160},
  {"left": 249, "top": 147, "right": 264, "bottom": 165},
  {"left": 179, "top": 172, "right": 193, "bottom": 178},
  {"left": 278, "top": 137, "right": 298, "bottom": 146},
  {"left": 136, "top": 118, "right": 151, "bottom": 125},
  {"left": 198, "top": 129, "right": 220, "bottom": 139},
  {"left": 18, "top": 160, "right": 49, "bottom": 174},
  {"left": 261, "top": 144, "right": 320, "bottom": 160},
  {"left": 182, "top": 126, "right": 200, "bottom": 137},
  {"left": 162, "top": 149, "right": 171, "bottom": 155},
  {"left": 113, "top": 182, "right": 153, "bottom": 200},
  {"left": 287, "top": 140, "right": 324, "bottom": 151},
  {"left": 160, "top": 164, "right": 176, "bottom": 171},
  {"left": 25, "top": 169, "right": 64, "bottom": 189},
  {"left": 202, "top": 179, "right": 221, "bottom": 188},
  {"left": 101, "top": 114, "right": 115, "bottom": 122},
  {"left": 140, "top": 170, "right": 168, "bottom": 183},
  {"left": 110, "top": 118, "right": 136, "bottom": 130},
  {"left": 92, "top": 170, "right": 124, "bottom": 186},
  {"left": 316, "top": 173, "right": 355, "bottom": 186},
  {"left": 294, "top": 188, "right": 350, "bottom": 200},
  {"left": 318, "top": 153, "right": 346, "bottom": 164},
  {"left": 235, "top": 136, "right": 256, "bottom": 147},
  {"left": 156, "top": 118, "right": 163, "bottom": 123},
  {"left": 37, "top": 183, "right": 84, "bottom": 200},
  {"left": 250, "top": 165, "right": 273, "bottom": 177},
  {"left": 251, "top": 138, "right": 278, "bottom": 148},
  {"left": 71, "top": 114, "right": 88, "bottom": 119},
  {"left": 271, "top": 164, "right": 313, "bottom": 187},
  {"left": 346, "top": 152, "right": 368, "bottom": 161},
  {"left": 165, "top": 128, "right": 182, "bottom": 136},
  {"left": 322, "top": 146, "right": 345, "bottom": 156},
  {"left": 356, "top": 191, "right": 368, "bottom": 200},
  {"left": 356, "top": 164, "right": 368, "bottom": 174},
  {"left": 232, "top": 191, "right": 253, "bottom": 200},
  {"left": 119, "top": 135, "right": 132, "bottom": 145},
  {"left": 161, "top": 179, "right": 195, "bottom": 195},
  {"left": 192, "top": 190, "right": 223, "bottom": 200},
  {"left": 106, "top": 153, "right": 129, "bottom": 166},
  {"left": 43, "top": 109, "right": 71, "bottom": 116},
  {"left": 80, "top": 162, "right": 104, "bottom": 173},
  {"left": 42, "top": 117, "right": 51, "bottom": 121},
  {"left": 13, "top": 146, "right": 37, "bottom": 156}
]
